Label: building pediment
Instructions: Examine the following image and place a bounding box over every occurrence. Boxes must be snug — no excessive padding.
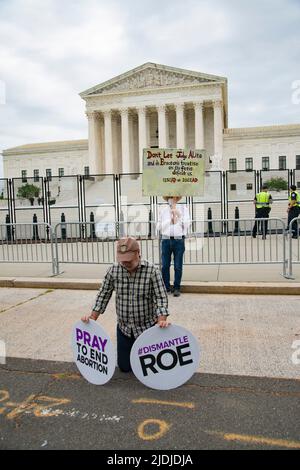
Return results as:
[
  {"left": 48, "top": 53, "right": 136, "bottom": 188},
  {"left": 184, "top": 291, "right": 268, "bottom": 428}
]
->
[{"left": 80, "top": 62, "right": 227, "bottom": 97}]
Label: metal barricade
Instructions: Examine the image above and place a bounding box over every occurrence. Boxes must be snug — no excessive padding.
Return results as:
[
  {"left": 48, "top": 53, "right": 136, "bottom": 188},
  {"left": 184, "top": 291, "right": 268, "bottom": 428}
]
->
[
  {"left": 52, "top": 218, "right": 287, "bottom": 275},
  {"left": 53, "top": 221, "right": 159, "bottom": 274},
  {"left": 184, "top": 218, "right": 286, "bottom": 269},
  {"left": 286, "top": 217, "right": 300, "bottom": 279},
  {"left": 0, "top": 218, "right": 290, "bottom": 279},
  {"left": 0, "top": 222, "right": 56, "bottom": 275}
]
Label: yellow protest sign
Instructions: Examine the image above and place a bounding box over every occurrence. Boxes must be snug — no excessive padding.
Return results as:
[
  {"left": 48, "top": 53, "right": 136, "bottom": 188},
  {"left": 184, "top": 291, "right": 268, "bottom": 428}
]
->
[{"left": 142, "top": 148, "right": 205, "bottom": 196}]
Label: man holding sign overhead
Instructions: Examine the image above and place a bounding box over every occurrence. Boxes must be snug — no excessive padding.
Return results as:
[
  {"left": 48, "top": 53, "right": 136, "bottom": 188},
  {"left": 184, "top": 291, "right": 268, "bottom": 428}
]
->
[
  {"left": 81, "top": 237, "right": 170, "bottom": 373},
  {"left": 158, "top": 196, "right": 191, "bottom": 297}
]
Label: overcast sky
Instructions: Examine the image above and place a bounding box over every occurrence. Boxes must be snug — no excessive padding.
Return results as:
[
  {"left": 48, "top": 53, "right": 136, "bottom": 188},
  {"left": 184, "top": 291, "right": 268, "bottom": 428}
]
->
[{"left": 1, "top": 0, "right": 300, "bottom": 177}]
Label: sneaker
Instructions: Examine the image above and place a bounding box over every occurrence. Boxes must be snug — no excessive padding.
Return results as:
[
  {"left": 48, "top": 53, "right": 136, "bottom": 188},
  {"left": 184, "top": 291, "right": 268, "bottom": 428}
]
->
[{"left": 173, "top": 290, "right": 181, "bottom": 297}]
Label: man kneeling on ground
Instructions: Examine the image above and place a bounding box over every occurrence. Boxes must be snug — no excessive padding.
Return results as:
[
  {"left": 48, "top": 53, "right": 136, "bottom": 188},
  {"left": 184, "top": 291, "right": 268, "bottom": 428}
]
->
[{"left": 81, "top": 237, "right": 170, "bottom": 372}]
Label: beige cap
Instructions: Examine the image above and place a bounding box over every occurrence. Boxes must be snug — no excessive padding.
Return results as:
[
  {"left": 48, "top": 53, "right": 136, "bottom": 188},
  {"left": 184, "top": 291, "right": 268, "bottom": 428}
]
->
[
  {"left": 162, "top": 196, "right": 182, "bottom": 202},
  {"left": 116, "top": 237, "right": 140, "bottom": 262}
]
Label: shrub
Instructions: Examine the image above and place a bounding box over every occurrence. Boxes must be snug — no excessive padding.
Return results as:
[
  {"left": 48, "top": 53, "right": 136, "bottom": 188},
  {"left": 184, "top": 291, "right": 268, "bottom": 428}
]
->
[
  {"left": 17, "top": 183, "right": 41, "bottom": 203},
  {"left": 264, "top": 177, "right": 288, "bottom": 192}
]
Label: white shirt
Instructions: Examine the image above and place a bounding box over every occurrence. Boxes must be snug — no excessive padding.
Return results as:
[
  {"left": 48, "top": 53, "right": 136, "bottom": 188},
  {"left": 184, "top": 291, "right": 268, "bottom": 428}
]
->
[{"left": 157, "top": 204, "right": 191, "bottom": 238}]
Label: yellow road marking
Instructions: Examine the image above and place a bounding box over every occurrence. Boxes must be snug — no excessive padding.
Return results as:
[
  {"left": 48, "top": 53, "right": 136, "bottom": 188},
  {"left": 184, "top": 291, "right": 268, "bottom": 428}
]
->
[
  {"left": 211, "top": 431, "right": 300, "bottom": 449},
  {"left": 132, "top": 398, "right": 195, "bottom": 409},
  {"left": 0, "top": 390, "right": 9, "bottom": 402},
  {"left": 52, "top": 373, "right": 81, "bottom": 381},
  {"left": 0, "top": 390, "right": 71, "bottom": 420},
  {"left": 138, "top": 419, "right": 171, "bottom": 441}
]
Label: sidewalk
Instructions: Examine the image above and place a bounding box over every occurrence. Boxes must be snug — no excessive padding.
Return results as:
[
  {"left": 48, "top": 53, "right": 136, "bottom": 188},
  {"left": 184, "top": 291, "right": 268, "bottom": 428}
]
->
[
  {"left": 2, "top": 261, "right": 300, "bottom": 296},
  {"left": 1, "top": 260, "right": 300, "bottom": 282},
  {"left": 1, "top": 287, "right": 300, "bottom": 379},
  {"left": 1, "top": 285, "right": 300, "bottom": 449}
]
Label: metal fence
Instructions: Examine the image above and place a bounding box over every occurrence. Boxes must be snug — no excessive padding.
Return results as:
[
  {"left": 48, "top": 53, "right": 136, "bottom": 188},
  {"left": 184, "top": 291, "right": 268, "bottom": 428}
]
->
[
  {"left": 286, "top": 217, "right": 300, "bottom": 279},
  {"left": 53, "top": 221, "right": 160, "bottom": 275},
  {"left": 1, "top": 169, "right": 296, "bottom": 227},
  {"left": 0, "top": 218, "right": 292, "bottom": 278},
  {"left": 0, "top": 222, "right": 56, "bottom": 273}
]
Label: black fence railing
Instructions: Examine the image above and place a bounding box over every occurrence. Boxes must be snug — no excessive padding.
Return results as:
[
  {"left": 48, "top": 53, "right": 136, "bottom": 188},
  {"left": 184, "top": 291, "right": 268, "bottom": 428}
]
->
[{"left": 0, "top": 169, "right": 296, "bottom": 226}]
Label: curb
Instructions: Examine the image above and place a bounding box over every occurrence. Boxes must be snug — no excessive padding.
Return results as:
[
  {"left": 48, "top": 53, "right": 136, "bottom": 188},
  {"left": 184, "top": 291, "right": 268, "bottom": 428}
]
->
[{"left": 0, "top": 277, "right": 300, "bottom": 294}]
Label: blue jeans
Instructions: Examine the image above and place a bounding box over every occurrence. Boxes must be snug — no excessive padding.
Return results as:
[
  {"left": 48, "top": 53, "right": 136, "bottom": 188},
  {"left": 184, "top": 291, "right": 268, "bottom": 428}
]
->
[
  {"left": 161, "top": 238, "right": 185, "bottom": 291},
  {"left": 116, "top": 326, "right": 136, "bottom": 372}
]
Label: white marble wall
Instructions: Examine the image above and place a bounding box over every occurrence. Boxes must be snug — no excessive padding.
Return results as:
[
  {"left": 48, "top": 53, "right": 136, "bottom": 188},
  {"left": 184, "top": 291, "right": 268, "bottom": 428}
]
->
[
  {"left": 224, "top": 131, "right": 300, "bottom": 170},
  {"left": 3, "top": 148, "right": 88, "bottom": 179}
]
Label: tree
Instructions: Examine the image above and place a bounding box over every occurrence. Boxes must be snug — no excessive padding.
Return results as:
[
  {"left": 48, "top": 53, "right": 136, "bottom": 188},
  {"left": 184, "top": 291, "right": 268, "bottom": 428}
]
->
[
  {"left": 17, "top": 184, "right": 41, "bottom": 205},
  {"left": 264, "top": 177, "right": 288, "bottom": 192}
]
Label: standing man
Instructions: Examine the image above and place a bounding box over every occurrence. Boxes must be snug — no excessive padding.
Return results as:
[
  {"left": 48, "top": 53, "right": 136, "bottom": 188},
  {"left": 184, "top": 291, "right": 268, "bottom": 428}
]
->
[
  {"left": 157, "top": 196, "right": 191, "bottom": 297},
  {"left": 252, "top": 184, "right": 272, "bottom": 239},
  {"left": 287, "top": 184, "right": 300, "bottom": 239},
  {"left": 81, "top": 237, "right": 170, "bottom": 373}
]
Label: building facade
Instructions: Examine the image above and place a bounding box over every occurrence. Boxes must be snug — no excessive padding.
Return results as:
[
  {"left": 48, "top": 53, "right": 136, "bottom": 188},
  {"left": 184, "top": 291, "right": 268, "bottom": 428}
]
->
[{"left": 2, "top": 62, "right": 300, "bottom": 179}]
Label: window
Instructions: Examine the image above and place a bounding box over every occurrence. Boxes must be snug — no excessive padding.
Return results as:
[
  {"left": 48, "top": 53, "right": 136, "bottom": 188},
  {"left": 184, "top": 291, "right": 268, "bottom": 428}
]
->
[
  {"left": 46, "top": 169, "right": 52, "bottom": 181},
  {"left": 230, "top": 184, "right": 237, "bottom": 191},
  {"left": 296, "top": 155, "right": 300, "bottom": 170},
  {"left": 21, "top": 170, "right": 27, "bottom": 182},
  {"left": 33, "top": 169, "right": 39, "bottom": 182},
  {"left": 245, "top": 158, "right": 253, "bottom": 171},
  {"left": 84, "top": 166, "right": 90, "bottom": 176},
  {"left": 262, "top": 157, "right": 269, "bottom": 171},
  {"left": 247, "top": 183, "right": 253, "bottom": 190},
  {"left": 229, "top": 159, "right": 237, "bottom": 172},
  {"left": 279, "top": 156, "right": 286, "bottom": 170},
  {"left": 58, "top": 168, "right": 64, "bottom": 177}
]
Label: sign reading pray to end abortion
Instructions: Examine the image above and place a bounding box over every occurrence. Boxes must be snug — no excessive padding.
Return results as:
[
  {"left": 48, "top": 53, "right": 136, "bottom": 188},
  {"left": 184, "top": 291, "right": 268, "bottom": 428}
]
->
[
  {"left": 130, "top": 325, "right": 200, "bottom": 390},
  {"left": 72, "top": 320, "right": 116, "bottom": 385}
]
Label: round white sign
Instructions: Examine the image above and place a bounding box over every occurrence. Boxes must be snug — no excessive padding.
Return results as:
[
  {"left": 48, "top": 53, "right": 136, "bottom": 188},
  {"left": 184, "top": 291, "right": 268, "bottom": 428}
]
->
[
  {"left": 130, "top": 324, "right": 200, "bottom": 390},
  {"left": 71, "top": 320, "right": 116, "bottom": 385}
]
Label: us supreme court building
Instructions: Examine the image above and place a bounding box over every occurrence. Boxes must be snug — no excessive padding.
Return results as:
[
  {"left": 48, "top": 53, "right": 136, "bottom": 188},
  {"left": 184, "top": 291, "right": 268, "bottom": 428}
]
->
[{"left": 3, "top": 62, "right": 300, "bottom": 180}]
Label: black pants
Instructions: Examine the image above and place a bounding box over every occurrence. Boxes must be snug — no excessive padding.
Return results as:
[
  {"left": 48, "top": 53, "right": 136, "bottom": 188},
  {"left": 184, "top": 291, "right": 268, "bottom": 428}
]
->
[
  {"left": 252, "top": 207, "right": 270, "bottom": 237},
  {"left": 288, "top": 206, "right": 300, "bottom": 237},
  {"left": 161, "top": 238, "right": 185, "bottom": 291},
  {"left": 116, "top": 326, "right": 136, "bottom": 372}
]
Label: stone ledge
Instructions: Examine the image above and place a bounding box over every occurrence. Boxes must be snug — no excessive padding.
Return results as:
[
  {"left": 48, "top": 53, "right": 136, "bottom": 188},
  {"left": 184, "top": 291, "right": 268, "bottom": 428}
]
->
[
  {"left": 0, "top": 277, "right": 299, "bottom": 294},
  {"left": 0, "top": 278, "right": 15, "bottom": 287}
]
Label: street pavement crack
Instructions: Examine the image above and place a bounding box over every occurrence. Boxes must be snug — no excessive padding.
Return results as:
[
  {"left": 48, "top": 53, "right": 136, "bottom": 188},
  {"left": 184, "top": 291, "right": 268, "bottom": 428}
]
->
[
  {"left": 0, "top": 289, "right": 54, "bottom": 315},
  {"left": 186, "top": 382, "right": 300, "bottom": 398}
]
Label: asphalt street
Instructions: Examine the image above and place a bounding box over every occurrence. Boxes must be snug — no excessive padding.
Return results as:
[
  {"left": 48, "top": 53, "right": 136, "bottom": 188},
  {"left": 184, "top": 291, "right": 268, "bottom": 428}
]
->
[{"left": 1, "top": 357, "right": 300, "bottom": 450}]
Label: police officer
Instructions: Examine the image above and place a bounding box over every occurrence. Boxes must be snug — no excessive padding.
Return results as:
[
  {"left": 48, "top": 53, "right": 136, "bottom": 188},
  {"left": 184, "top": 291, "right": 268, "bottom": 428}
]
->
[
  {"left": 252, "top": 184, "right": 272, "bottom": 239},
  {"left": 287, "top": 185, "right": 300, "bottom": 239}
]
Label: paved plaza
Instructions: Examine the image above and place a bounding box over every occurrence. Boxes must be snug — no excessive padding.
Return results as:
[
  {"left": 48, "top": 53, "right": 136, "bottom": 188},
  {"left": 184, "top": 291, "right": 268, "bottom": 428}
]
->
[{"left": 0, "top": 287, "right": 300, "bottom": 450}]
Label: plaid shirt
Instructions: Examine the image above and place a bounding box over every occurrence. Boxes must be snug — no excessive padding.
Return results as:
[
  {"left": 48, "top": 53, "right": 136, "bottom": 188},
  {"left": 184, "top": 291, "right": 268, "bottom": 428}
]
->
[{"left": 92, "top": 260, "right": 169, "bottom": 338}]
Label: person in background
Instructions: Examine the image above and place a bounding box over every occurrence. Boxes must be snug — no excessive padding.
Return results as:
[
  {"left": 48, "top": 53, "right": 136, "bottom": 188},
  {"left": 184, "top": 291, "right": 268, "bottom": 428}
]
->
[
  {"left": 287, "top": 184, "right": 300, "bottom": 239},
  {"left": 252, "top": 184, "right": 272, "bottom": 240},
  {"left": 81, "top": 237, "right": 170, "bottom": 373},
  {"left": 157, "top": 196, "right": 191, "bottom": 297}
]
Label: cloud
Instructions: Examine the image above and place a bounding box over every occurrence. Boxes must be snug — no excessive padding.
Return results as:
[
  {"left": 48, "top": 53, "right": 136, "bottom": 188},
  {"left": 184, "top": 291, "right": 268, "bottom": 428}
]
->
[{"left": 0, "top": 0, "right": 300, "bottom": 178}]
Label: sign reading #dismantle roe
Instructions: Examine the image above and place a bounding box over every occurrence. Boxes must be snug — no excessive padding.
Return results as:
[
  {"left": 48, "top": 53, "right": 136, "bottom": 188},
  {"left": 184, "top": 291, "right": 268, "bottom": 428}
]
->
[
  {"left": 72, "top": 320, "right": 116, "bottom": 385},
  {"left": 130, "top": 325, "right": 200, "bottom": 390},
  {"left": 142, "top": 148, "right": 205, "bottom": 197}
]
